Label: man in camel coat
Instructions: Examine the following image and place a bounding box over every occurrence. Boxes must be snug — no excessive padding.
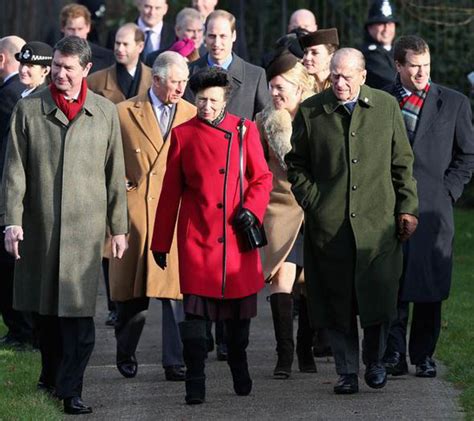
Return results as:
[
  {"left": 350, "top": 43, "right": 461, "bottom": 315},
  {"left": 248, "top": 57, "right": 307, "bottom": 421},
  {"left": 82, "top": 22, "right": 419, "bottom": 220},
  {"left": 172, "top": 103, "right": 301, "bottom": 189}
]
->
[
  {"left": 87, "top": 23, "right": 152, "bottom": 104},
  {"left": 109, "top": 51, "right": 196, "bottom": 382}
]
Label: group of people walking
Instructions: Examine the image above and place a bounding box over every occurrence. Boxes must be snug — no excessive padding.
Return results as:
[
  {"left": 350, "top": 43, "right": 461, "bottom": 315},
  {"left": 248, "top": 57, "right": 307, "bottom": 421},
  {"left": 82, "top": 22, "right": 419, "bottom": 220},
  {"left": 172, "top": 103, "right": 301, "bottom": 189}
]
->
[{"left": 0, "top": 0, "right": 473, "bottom": 416}]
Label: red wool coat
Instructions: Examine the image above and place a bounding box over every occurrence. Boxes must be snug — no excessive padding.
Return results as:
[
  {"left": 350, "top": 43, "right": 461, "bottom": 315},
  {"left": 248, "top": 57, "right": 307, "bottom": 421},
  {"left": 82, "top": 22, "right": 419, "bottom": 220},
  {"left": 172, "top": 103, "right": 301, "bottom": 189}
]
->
[{"left": 151, "top": 113, "right": 272, "bottom": 299}]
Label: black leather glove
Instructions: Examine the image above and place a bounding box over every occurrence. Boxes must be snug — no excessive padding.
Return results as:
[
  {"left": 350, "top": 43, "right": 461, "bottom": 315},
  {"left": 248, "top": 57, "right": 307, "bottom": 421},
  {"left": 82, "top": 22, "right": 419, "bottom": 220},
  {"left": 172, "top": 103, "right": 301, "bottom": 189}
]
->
[
  {"left": 233, "top": 208, "right": 256, "bottom": 232},
  {"left": 153, "top": 252, "right": 167, "bottom": 270}
]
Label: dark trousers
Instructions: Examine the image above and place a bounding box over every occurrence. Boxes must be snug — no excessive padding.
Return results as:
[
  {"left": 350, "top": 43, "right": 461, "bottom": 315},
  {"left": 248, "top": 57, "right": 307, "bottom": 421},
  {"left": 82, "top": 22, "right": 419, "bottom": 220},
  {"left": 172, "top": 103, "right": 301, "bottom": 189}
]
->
[
  {"left": 115, "top": 297, "right": 184, "bottom": 367},
  {"left": 37, "top": 315, "right": 95, "bottom": 399},
  {"left": 328, "top": 320, "right": 389, "bottom": 375},
  {"left": 0, "top": 230, "right": 33, "bottom": 343},
  {"left": 386, "top": 301, "right": 442, "bottom": 365}
]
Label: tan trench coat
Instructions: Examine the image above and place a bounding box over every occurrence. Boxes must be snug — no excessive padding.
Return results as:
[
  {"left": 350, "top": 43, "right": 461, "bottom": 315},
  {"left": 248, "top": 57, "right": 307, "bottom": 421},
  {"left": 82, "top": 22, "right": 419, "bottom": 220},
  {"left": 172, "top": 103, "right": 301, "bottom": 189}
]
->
[
  {"left": 0, "top": 88, "right": 128, "bottom": 317},
  {"left": 256, "top": 106, "right": 304, "bottom": 281},
  {"left": 110, "top": 94, "right": 196, "bottom": 301},
  {"left": 87, "top": 63, "right": 153, "bottom": 105}
]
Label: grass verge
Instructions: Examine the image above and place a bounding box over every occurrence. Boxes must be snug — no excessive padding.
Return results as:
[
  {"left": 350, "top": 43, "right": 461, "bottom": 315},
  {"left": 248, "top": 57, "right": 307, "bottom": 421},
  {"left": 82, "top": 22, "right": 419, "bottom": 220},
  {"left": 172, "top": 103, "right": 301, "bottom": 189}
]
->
[
  {"left": 0, "top": 324, "right": 63, "bottom": 421},
  {"left": 437, "top": 208, "right": 474, "bottom": 419}
]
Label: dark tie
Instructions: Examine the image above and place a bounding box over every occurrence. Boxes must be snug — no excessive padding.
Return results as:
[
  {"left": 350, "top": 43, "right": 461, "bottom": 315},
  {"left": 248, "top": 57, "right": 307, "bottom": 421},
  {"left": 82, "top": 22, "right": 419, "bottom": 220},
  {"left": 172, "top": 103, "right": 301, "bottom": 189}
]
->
[
  {"left": 143, "top": 30, "right": 153, "bottom": 56},
  {"left": 344, "top": 101, "right": 357, "bottom": 114}
]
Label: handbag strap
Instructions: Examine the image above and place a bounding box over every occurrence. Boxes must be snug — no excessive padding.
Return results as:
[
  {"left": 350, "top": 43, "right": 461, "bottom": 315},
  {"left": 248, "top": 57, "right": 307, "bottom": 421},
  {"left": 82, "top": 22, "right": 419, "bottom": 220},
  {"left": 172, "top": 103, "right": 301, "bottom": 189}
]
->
[{"left": 237, "top": 118, "right": 246, "bottom": 212}]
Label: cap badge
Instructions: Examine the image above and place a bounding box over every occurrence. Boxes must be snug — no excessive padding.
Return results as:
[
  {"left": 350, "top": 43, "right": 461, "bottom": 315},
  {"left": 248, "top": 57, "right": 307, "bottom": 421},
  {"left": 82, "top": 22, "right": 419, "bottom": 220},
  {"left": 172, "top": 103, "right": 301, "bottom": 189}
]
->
[
  {"left": 381, "top": 1, "right": 393, "bottom": 17},
  {"left": 21, "top": 49, "right": 32, "bottom": 60}
]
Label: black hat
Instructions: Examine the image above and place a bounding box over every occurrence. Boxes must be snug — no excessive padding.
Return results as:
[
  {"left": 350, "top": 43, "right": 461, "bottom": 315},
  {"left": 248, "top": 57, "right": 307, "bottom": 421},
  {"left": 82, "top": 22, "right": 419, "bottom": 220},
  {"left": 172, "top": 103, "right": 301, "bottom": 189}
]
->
[
  {"left": 15, "top": 41, "right": 53, "bottom": 66},
  {"left": 299, "top": 28, "right": 339, "bottom": 50},
  {"left": 365, "top": 0, "right": 398, "bottom": 25},
  {"left": 274, "top": 28, "right": 310, "bottom": 59},
  {"left": 265, "top": 48, "right": 299, "bottom": 82},
  {"left": 189, "top": 67, "right": 231, "bottom": 95}
]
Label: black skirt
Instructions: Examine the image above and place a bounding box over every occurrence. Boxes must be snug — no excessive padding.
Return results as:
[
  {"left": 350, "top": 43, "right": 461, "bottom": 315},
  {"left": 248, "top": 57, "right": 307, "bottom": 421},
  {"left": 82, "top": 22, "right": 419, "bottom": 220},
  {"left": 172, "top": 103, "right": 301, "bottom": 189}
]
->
[
  {"left": 285, "top": 231, "right": 304, "bottom": 267},
  {"left": 183, "top": 294, "right": 257, "bottom": 321}
]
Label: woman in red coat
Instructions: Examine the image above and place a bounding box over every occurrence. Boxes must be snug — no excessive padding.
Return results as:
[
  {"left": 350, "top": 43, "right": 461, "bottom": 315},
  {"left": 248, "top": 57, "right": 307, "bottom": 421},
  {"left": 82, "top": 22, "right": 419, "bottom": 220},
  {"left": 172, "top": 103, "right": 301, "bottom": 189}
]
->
[{"left": 151, "top": 67, "right": 272, "bottom": 405}]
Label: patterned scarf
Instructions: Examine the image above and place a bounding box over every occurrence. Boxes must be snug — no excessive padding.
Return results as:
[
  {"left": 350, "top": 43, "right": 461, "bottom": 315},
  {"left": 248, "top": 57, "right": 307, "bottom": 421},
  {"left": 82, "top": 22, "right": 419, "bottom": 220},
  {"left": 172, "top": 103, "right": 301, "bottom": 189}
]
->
[
  {"left": 394, "top": 74, "right": 430, "bottom": 142},
  {"left": 49, "top": 78, "right": 88, "bottom": 121}
]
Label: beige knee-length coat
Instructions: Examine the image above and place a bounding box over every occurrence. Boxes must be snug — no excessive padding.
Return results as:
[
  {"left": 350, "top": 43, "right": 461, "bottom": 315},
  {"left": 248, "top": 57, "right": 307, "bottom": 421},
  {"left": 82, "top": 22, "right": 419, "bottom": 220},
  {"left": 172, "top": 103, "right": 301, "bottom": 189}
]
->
[
  {"left": 109, "top": 94, "right": 196, "bottom": 301},
  {"left": 256, "top": 106, "right": 304, "bottom": 281}
]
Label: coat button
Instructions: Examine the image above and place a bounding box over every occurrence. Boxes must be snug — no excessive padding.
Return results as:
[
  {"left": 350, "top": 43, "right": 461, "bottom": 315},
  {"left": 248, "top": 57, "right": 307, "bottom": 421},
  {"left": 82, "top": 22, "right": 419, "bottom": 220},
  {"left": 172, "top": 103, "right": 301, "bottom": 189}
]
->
[
  {"left": 219, "top": 168, "right": 225, "bottom": 174},
  {"left": 225, "top": 133, "right": 231, "bottom": 140},
  {"left": 217, "top": 203, "right": 223, "bottom": 209},
  {"left": 218, "top": 237, "right": 224, "bottom": 243},
  {"left": 351, "top": 131, "right": 356, "bottom": 137},
  {"left": 352, "top": 185, "right": 357, "bottom": 191},
  {"left": 135, "top": 148, "right": 141, "bottom": 153},
  {"left": 351, "top": 158, "right": 359, "bottom": 164},
  {"left": 350, "top": 212, "right": 356, "bottom": 218}
]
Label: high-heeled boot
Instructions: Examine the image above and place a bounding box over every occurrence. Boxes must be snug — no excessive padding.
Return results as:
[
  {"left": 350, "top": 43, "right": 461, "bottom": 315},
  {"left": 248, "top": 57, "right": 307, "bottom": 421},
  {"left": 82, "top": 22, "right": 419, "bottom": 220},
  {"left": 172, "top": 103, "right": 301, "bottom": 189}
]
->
[
  {"left": 270, "top": 293, "right": 294, "bottom": 378},
  {"left": 225, "top": 318, "right": 252, "bottom": 395}
]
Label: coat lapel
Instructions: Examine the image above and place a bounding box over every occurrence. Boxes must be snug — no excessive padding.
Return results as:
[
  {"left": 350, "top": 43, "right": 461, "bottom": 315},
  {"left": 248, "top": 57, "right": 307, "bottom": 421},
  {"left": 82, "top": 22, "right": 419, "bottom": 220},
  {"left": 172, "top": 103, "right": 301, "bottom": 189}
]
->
[
  {"left": 227, "top": 55, "right": 244, "bottom": 102},
  {"left": 412, "top": 84, "right": 441, "bottom": 145},
  {"left": 103, "top": 65, "right": 125, "bottom": 102},
  {"left": 129, "top": 94, "right": 163, "bottom": 154}
]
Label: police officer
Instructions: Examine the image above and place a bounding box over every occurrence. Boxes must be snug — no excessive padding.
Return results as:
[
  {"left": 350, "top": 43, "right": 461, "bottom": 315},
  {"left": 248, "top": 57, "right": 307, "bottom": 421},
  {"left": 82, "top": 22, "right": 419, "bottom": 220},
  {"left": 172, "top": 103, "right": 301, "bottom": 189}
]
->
[{"left": 361, "top": 0, "right": 398, "bottom": 89}]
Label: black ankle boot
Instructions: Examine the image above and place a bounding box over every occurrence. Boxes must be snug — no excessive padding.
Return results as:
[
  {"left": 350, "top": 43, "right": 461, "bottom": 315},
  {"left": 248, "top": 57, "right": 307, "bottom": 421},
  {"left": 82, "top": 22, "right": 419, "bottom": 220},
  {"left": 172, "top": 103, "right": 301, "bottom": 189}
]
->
[
  {"left": 296, "top": 294, "right": 317, "bottom": 373},
  {"left": 225, "top": 319, "right": 252, "bottom": 396},
  {"left": 179, "top": 320, "right": 207, "bottom": 404},
  {"left": 270, "top": 293, "right": 294, "bottom": 378}
]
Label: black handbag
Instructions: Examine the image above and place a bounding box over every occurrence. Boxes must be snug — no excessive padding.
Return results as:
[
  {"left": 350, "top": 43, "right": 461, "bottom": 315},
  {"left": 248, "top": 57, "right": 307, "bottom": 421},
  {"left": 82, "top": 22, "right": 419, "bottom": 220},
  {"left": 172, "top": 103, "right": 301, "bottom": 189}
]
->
[{"left": 237, "top": 118, "right": 267, "bottom": 251}]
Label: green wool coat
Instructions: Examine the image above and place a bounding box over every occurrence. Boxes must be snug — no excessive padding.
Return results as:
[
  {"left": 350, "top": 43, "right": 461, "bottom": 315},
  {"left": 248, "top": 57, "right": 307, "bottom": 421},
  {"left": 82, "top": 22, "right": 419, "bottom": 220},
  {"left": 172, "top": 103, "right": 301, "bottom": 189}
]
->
[
  {"left": 0, "top": 87, "right": 128, "bottom": 317},
  {"left": 285, "top": 85, "right": 418, "bottom": 333}
]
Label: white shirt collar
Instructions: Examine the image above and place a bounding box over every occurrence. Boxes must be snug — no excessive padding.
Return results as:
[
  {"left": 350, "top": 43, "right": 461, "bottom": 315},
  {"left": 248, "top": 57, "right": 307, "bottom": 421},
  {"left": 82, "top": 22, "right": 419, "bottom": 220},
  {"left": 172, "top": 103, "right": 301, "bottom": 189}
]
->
[
  {"left": 137, "top": 17, "right": 163, "bottom": 35},
  {"left": 21, "top": 87, "right": 36, "bottom": 98},
  {"left": 127, "top": 66, "right": 137, "bottom": 78},
  {"left": 149, "top": 87, "right": 167, "bottom": 109}
]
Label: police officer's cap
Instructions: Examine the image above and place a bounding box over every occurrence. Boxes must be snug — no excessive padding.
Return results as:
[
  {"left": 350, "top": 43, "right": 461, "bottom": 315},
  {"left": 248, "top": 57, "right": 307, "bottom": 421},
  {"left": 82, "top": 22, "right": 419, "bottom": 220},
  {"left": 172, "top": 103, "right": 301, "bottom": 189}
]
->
[
  {"left": 15, "top": 41, "right": 53, "bottom": 67},
  {"left": 366, "top": 0, "right": 398, "bottom": 26}
]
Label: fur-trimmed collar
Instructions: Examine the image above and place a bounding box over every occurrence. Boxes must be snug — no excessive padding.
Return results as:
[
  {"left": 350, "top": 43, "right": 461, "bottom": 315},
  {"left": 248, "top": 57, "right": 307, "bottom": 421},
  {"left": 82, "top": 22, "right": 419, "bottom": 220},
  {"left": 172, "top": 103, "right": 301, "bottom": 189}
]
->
[{"left": 258, "top": 105, "right": 293, "bottom": 170}]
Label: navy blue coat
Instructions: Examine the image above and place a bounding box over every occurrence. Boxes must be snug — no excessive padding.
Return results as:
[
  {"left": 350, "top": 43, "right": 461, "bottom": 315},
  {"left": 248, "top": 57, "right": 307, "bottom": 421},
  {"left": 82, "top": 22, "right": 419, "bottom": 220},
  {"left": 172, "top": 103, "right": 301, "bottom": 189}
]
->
[{"left": 386, "top": 83, "right": 474, "bottom": 302}]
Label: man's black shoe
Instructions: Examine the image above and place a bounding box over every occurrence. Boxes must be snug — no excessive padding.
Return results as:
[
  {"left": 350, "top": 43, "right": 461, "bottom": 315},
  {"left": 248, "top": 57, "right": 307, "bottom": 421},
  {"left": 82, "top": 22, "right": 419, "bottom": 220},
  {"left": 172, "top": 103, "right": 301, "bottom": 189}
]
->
[
  {"left": 117, "top": 355, "right": 138, "bottom": 378},
  {"left": 384, "top": 351, "right": 408, "bottom": 376},
  {"left": 333, "top": 374, "right": 359, "bottom": 394},
  {"left": 164, "top": 365, "right": 185, "bottom": 381},
  {"left": 364, "top": 363, "right": 387, "bottom": 389},
  {"left": 216, "top": 343, "right": 228, "bottom": 361},
  {"left": 63, "top": 397, "right": 92, "bottom": 415},
  {"left": 37, "top": 381, "right": 57, "bottom": 398},
  {"left": 415, "top": 356, "right": 437, "bottom": 378},
  {"left": 0, "top": 334, "right": 27, "bottom": 349}
]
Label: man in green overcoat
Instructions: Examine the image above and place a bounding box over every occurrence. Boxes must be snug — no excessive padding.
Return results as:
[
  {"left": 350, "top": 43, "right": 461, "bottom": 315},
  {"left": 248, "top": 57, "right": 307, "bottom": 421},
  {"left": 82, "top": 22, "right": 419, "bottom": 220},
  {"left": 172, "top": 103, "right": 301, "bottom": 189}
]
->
[
  {"left": 0, "top": 36, "right": 128, "bottom": 415},
  {"left": 286, "top": 48, "right": 418, "bottom": 395}
]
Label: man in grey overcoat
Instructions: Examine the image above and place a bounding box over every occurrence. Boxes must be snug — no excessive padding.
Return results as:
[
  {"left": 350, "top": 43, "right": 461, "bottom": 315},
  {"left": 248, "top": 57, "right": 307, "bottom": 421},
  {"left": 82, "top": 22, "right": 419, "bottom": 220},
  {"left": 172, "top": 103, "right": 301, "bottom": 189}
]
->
[
  {"left": 286, "top": 48, "right": 419, "bottom": 395},
  {"left": 382, "top": 35, "right": 474, "bottom": 379},
  {"left": 1, "top": 36, "right": 128, "bottom": 415}
]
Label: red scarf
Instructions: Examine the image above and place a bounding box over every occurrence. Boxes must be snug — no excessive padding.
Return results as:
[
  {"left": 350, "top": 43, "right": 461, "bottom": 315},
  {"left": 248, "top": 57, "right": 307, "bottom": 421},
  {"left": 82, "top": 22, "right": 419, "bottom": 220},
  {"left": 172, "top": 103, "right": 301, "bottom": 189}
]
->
[{"left": 49, "top": 78, "right": 88, "bottom": 121}]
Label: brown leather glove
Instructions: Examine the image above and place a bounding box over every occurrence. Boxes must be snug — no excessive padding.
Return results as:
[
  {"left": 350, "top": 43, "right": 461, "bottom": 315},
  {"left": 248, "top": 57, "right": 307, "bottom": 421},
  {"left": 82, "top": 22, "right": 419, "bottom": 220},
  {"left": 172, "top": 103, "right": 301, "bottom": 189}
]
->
[{"left": 397, "top": 213, "right": 418, "bottom": 242}]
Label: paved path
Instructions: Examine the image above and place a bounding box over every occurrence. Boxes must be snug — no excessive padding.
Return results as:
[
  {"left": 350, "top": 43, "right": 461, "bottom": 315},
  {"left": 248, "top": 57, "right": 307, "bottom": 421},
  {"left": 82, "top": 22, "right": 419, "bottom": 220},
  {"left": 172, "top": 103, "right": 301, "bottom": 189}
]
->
[{"left": 80, "top": 285, "right": 464, "bottom": 420}]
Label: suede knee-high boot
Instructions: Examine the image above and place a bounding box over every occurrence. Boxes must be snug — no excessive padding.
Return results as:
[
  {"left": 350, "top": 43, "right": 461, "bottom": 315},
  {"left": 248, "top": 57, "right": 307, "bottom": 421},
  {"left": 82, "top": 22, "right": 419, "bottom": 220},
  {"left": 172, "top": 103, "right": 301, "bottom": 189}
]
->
[
  {"left": 225, "top": 319, "right": 252, "bottom": 396},
  {"left": 270, "top": 293, "right": 294, "bottom": 378},
  {"left": 179, "top": 320, "right": 207, "bottom": 404},
  {"left": 296, "top": 294, "right": 317, "bottom": 373}
]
